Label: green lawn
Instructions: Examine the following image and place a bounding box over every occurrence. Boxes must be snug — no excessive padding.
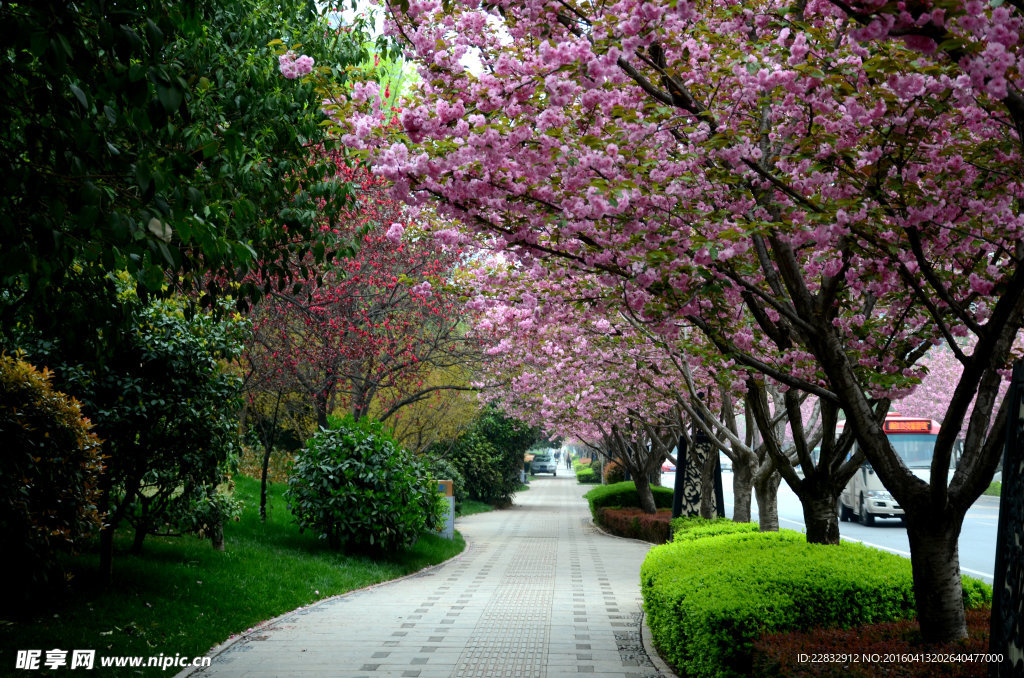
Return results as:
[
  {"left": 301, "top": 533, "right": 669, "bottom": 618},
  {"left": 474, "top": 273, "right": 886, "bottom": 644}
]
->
[
  {"left": 2, "top": 475, "right": 464, "bottom": 677},
  {"left": 457, "top": 499, "right": 496, "bottom": 516}
]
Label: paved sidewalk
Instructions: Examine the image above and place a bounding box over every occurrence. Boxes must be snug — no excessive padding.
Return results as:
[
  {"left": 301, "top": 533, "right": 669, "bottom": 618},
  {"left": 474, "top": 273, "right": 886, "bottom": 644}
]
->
[{"left": 183, "top": 470, "right": 668, "bottom": 678}]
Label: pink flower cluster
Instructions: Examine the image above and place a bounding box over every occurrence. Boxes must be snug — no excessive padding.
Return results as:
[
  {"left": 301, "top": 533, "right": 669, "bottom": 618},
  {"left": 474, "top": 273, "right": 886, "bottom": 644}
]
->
[{"left": 279, "top": 51, "right": 315, "bottom": 79}]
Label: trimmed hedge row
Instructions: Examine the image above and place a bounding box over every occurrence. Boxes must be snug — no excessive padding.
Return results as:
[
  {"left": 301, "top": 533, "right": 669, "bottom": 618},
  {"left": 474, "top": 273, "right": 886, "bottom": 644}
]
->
[
  {"left": 575, "top": 464, "right": 600, "bottom": 484},
  {"left": 583, "top": 481, "right": 673, "bottom": 521},
  {"left": 597, "top": 507, "right": 673, "bottom": 543},
  {"left": 670, "top": 515, "right": 759, "bottom": 541},
  {"left": 641, "top": 530, "right": 992, "bottom": 678}
]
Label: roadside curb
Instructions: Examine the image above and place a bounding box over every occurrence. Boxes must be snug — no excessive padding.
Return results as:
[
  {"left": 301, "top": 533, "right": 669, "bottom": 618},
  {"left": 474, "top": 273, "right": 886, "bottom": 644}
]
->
[
  {"left": 641, "top": 611, "right": 680, "bottom": 678},
  {"left": 174, "top": 532, "right": 472, "bottom": 678}
]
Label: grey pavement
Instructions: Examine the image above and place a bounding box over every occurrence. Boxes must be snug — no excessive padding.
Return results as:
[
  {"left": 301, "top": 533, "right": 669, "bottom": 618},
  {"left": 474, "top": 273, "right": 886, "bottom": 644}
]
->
[{"left": 182, "top": 467, "right": 670, "bottom": 678}]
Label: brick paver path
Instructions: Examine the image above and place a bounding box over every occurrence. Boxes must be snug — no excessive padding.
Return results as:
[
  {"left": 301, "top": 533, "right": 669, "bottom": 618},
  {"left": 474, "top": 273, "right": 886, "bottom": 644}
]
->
[{"left": 182, "top": 470, "right": 667, "bottom": 678}]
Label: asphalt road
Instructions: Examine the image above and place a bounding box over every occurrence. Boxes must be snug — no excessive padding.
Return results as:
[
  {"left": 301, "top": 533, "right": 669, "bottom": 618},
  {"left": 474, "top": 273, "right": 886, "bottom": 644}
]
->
[{"left": 662, "top": 471, "right": 1002, "bottom": 584}]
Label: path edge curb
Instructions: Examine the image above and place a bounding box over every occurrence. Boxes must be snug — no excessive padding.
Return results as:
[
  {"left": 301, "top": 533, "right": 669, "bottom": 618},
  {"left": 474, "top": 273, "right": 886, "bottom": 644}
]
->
[
  {"left": 590, "top": 517, "right": 679, "bottom": 677},
  {"left": 641, "top": 611, "right": 680, "bottom": 678},
  {"left": 174, "top": 531, "right": 473, "bottom": 678}
]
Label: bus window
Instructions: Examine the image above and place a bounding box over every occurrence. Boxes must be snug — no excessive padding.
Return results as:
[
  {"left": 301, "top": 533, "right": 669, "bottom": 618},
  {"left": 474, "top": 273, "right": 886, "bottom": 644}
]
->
[{"left": 888, "top": 433, "right": 948, "bottom": 469}]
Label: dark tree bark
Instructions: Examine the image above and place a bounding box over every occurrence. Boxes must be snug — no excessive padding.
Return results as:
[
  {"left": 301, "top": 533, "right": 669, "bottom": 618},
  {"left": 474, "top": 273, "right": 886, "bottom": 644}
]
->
[{"left": 905, "top": 512, "right": 968, "bottom": 642}]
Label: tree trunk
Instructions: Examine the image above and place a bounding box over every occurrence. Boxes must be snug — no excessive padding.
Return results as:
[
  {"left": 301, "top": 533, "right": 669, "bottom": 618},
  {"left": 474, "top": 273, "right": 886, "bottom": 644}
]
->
[
  {"left": 315, "top": 391, "right": 329, "bottom": 430},
  {"left": 801, "top": 490, "right": 841, "bottom": 545},
  {"left": 906, "top": 513, "right": 968, "bottom": 642},
  {"left": 131, "top": 524, "right": 146, "bottom": 554},
  {"left": 699, "top": 443, "right": 717, "bottom": 518},
  {"left": 732, "top": 461, "right": 754, "bottom": 523},
  {"left": 98, "top": 471, "right": 114, "bottom": 585},
  {"left": 210, "top": 522, "right": 225, "bottom": 552},
  {"left": 754, "top": 471, "right": 781, "bottom": 532},
  {"left": 260, "top": 444, "right": 272, "bottom": 523},
  {"left": 634, "top": 473, "right": 658, "bottom": 514}
]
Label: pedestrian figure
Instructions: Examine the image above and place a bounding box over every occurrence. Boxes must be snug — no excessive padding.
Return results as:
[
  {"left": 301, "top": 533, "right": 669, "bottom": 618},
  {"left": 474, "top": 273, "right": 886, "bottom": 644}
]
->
[{"left": 565, "top": 452, "right": 572, "bottom": 470}]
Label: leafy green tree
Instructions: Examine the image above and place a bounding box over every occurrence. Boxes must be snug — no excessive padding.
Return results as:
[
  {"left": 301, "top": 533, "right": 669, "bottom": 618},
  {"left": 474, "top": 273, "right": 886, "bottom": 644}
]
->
[
  {"left": 12, "top": 279, "right": 247, "bottom": 580},
  {"left": 0, "top": 0, "right": 371, "bottom": 318},
  {"left": 439, "top": 406, "right": 540, "bottom": 506}
]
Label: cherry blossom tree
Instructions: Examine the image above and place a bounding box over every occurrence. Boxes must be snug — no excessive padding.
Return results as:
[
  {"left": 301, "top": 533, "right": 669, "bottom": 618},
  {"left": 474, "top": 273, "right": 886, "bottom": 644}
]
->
[{"left": 335, "top": 0, "right": 1024, "bottom": 643}]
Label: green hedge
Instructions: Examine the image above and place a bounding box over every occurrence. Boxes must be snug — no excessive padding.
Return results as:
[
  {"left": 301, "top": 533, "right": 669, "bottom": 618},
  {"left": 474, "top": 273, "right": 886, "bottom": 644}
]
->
[
  {"left": 671, "top": 515, "right": 759, "bottom": 541},
  {"left": 641, "top": 530, "right": 992, "bottom": 678},
  {"left": 584, "top": 481, "right": 673, "bottom": 520},
  {"left": 575, "top": 465, "right": 600, "bottom": 484}
]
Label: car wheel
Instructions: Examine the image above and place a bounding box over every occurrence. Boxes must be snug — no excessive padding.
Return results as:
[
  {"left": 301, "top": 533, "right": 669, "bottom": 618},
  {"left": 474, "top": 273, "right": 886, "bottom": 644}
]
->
[
  {"left": 860, "top": 496, "right": 875, "bottom": 526},
  {"left": 838, "top": 497, "right": 852, "bottom": 522},
  {"left": 553, "top": 470, "right": 557, "bottom": 476}
]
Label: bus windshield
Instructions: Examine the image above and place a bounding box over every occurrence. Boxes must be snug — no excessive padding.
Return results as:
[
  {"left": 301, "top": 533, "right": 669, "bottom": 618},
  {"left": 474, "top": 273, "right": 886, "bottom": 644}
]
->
[{"left": 887, "top": 433, "right": 942, "bottom": 468}]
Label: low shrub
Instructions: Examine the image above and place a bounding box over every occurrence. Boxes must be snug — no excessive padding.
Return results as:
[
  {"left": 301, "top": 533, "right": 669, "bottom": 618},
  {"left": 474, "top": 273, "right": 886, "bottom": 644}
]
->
[
  {"left": 752, "top": 607, "right": 992, "bottom": 678},
  {"left": 584, "top": 481, "right": 673, "bottom": 521},
  {"left": 984, "top": 481, "right": 1001, "bottom": 496},
  {"left": 671, "top": 515, "right": 760, "bottom": 541},
  {"left": 574, "top": 461, "right": 600, "bottom": 484},
  {"left": 603, "top": 458, "right": 627, "bottom": 484},
  {"left": 641, "top": 530, "right": 992, "bottom": 678},
  {"left": 598, "top": 507, "right": 673, "bottom": 543},
  {"left": 1, "top": 354, "right": 103, "bottom": 610},
  {"left": 285, "top": 417, "right": 444, "bottom": 553}
]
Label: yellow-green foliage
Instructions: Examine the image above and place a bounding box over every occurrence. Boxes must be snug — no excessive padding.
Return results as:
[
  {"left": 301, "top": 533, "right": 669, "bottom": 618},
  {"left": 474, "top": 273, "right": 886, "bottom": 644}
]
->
[{"left": 0, "top": 354, "right": 103, "bottom": 602}]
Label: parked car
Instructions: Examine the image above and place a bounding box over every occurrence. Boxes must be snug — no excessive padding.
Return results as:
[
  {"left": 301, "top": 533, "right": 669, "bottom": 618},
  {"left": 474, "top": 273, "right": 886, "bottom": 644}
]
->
[
  {"left": 531, "top": 453, "right": 557, "bottom": 475},
  {"left": 661, "top": 461, "right": 676, "bottom": 472}
]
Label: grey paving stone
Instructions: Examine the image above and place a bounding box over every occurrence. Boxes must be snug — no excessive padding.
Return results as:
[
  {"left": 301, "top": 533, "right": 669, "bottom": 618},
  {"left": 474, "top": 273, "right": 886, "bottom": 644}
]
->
[{"left": 178, "top": 473, "right": 667, "bottom": 678}]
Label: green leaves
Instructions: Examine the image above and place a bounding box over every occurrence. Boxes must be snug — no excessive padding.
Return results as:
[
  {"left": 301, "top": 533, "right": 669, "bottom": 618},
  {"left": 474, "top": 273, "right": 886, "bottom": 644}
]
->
[
  {"left": 285, "top": 417, "right": 443, "bottom": 552},
  {"left": 0, "top": 0, "right": 374, "bottom": 313}
]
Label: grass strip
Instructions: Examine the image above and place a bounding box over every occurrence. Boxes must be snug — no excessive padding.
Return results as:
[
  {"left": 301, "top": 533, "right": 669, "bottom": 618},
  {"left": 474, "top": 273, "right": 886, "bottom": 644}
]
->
[{"left": 2, "top": 475, "right": 465, "bottom": 677}]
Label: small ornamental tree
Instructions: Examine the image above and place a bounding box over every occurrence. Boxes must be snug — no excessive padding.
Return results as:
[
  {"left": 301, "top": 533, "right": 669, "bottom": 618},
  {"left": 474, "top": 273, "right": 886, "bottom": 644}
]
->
[
  {"left": 286, "top": 416, "right": 444, "bottom": 551},
  {"left": 0, "top": 354, "right": 103, "bottom": 609},
  {"left": 246, "top": 158, "right": 480, "bottom": 433}
]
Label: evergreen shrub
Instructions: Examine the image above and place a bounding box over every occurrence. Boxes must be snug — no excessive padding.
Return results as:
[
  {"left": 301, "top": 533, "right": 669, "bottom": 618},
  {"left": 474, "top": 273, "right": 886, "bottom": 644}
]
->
[
  {"left": 0, "top": 354, "right": 103, "bottom": 607},
  {"left": 670, "top": 515, "right": 759, "bottom": 541},
  {"left": 597, "top": 507, "right": 673, "bottom": 543},
  {"left": 602, "top": 459, "right": 627, "bottom": 484},
  {"left": 425, "top": 456, "right": 467, "bottom": 511},
  {"left": 574, "top": 462, "right": 600, "bottom": 484},
  {"left": 286, "top": 417, "right": 444, "bottom": 552}
]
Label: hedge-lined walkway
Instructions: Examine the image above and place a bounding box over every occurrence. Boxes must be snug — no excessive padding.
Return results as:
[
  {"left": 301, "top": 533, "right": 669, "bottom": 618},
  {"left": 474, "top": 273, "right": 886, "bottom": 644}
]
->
[{"left": 180, "top": 470, "right": 669, "bottom": 678}]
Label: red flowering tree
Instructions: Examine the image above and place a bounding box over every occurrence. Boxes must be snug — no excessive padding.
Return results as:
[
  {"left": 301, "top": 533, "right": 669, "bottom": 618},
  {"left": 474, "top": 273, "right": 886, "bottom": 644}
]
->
[{"left": 244, "top": 158, "right": 480, "bottom": 440}]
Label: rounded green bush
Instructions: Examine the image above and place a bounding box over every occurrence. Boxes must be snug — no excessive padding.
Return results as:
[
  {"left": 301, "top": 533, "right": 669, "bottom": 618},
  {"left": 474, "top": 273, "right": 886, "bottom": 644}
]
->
[
  {"left": 0, "top": 354, "right": 103, "bottom": 607},
  {"left": 285, "top": 418, "right": 444, "bottom": 552}
]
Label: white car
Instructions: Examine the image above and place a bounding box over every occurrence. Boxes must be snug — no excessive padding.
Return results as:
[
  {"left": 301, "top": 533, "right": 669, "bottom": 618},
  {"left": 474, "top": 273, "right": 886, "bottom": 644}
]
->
[{"left": 531, "top": 454, "right": 557, "bottom": 475}]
